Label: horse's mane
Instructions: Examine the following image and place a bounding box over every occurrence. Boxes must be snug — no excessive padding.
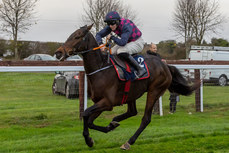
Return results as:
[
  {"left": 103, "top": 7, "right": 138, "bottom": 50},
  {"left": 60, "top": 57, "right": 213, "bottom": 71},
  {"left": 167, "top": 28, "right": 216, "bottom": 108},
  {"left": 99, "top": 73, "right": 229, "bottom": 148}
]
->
[{"left": 86, "top": 31, "right": 111, "bottom": 67}]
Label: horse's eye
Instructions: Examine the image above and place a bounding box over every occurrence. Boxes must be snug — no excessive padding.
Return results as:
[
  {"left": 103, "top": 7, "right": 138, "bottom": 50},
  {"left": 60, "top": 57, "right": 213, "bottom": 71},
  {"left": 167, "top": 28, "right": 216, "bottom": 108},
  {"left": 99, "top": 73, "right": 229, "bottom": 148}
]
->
[{"left": 75, "top": 36, "right": 80, "bottom": 39}]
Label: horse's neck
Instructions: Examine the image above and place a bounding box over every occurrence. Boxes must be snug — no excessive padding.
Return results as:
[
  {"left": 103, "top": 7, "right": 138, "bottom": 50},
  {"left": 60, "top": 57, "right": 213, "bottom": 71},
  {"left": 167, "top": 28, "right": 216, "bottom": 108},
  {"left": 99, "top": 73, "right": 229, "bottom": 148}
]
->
[{"left": 82, "top": 33, "right": 105, "bottom": 75}]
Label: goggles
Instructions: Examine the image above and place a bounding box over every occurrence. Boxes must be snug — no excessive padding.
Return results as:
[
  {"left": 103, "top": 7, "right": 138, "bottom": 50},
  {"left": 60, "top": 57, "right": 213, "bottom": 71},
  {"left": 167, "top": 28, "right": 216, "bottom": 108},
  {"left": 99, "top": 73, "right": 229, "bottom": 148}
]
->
[{"left": 106, "top": 20, "right": 117, "bottom": 26}]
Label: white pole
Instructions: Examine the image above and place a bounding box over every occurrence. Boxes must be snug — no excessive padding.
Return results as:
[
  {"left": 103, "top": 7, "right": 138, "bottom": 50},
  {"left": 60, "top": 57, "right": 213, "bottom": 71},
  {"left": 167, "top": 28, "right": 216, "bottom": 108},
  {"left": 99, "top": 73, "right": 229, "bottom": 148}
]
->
[
  {"left": 200, "top": 70, "right": 203, "bottom": 112},
  {"left": 84, "top": 74, "right": 88, "bottom": 111},
  {"left": 159, "top": 96, "right": 163, "bottom": 116}
]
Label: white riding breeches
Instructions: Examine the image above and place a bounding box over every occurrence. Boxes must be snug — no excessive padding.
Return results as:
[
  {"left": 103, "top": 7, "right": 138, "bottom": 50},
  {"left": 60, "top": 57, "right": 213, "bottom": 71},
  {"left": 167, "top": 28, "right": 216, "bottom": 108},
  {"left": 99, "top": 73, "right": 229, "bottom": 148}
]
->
[{"left": 111, "top": 37, "right": 144, "bottom": 55}]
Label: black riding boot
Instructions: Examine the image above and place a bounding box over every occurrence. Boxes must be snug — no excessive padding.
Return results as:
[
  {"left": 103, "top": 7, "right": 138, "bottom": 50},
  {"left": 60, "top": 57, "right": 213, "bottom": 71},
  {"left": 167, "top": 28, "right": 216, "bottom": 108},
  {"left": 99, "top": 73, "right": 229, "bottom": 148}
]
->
[{"left": 118, "top": 53, "right": 146, "bottom": 78}]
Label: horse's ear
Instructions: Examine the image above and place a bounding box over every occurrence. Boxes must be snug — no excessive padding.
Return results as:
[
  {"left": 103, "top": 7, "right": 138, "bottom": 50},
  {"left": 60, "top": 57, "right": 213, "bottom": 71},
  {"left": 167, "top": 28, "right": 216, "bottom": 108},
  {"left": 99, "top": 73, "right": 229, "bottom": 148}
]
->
[{"left": 87, "top": 24, "right": 94, "bottom": 31}]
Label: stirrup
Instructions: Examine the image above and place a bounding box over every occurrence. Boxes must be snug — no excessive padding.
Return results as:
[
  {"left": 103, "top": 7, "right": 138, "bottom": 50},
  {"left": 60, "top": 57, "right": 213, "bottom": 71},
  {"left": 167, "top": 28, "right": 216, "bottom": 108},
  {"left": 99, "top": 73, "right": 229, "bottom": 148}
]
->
[{"left": 134, "top": 69, "right": 146, "bottom": 78}]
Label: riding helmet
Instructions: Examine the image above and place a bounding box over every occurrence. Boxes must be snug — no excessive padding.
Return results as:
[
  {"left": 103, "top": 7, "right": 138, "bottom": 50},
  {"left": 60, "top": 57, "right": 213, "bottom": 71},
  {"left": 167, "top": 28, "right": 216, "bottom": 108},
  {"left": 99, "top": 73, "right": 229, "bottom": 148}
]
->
[{"left": 104, "top": 11, "right": 121, "bottom": 22}]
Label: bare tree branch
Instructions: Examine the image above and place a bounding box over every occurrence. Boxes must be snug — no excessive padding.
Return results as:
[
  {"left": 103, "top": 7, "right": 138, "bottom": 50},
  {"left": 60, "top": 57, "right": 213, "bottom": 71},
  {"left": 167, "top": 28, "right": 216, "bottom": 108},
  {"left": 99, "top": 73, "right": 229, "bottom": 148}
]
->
[
  {"left": 0, "top": 0, "right": 38, "bottom": 59},
  {"left": 81, "top": 0, "right": 139, "bottom": 34},
  {"left": 172, "top": 0, "right": 226, "bottom": 57}
]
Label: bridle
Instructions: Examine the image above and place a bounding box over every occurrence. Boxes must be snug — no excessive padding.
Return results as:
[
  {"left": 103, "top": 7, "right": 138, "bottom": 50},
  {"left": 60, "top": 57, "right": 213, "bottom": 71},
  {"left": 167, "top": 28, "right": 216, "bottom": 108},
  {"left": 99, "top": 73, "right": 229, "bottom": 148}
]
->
[
  {"left": 59, "top": 31, "right": 94, "bottom": 60},
  {"left": 62, "top": 29, "right": 113, "bottom": 76}
]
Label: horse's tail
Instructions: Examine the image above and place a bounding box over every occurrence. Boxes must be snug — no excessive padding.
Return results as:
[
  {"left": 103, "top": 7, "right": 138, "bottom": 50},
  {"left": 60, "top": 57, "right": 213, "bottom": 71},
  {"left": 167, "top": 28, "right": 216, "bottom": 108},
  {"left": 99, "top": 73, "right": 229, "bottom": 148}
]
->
[{"left": 168, "top": 65, "right": 200, "bottom": 96}]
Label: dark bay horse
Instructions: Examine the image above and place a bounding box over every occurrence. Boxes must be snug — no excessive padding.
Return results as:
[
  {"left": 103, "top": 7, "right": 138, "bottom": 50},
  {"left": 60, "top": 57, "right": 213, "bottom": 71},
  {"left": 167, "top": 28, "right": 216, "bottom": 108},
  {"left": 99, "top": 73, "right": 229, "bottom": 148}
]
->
[{"left": 55, "top": 24, "right": 199, "bottom": 150}]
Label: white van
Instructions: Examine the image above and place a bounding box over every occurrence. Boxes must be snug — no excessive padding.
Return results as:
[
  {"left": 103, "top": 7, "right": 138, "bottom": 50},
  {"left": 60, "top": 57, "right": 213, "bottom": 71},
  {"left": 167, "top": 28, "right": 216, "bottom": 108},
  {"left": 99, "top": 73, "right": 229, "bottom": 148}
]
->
[{"left": 187, "top": 45, "right": 229, "bottom": 86}]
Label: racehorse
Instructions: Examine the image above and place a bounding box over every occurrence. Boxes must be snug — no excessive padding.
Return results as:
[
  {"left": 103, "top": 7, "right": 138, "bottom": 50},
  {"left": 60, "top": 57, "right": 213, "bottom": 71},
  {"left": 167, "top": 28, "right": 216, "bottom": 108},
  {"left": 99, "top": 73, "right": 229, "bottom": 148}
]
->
[{"left": 55, "top": 24, "right": 199, "bottom": 150}]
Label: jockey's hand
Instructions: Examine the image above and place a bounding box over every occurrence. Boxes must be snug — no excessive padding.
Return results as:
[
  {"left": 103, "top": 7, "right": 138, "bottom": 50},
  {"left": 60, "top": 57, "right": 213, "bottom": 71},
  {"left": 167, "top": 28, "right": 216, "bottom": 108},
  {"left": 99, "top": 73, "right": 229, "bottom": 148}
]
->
[
  {"left": 107, "top": 34, "right": 112, "bottom": 40},
  {"left": 99, "top": 44, "right": 106, "bottom": 52}
]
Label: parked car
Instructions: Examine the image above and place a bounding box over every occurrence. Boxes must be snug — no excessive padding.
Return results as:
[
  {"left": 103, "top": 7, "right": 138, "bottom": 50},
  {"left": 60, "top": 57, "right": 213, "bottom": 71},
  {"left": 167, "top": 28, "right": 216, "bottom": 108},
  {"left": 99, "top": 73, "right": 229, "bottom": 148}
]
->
[
  {"left": 185, "top": 45, "right": 229, "bottom": 86},
  {"left": 24, "top": 54, "right": 57, "bottom": 61},
  {"left": 65, "top": 55, "right": 82, "bottom": 61},
  {"left": 52, "top": 71, "right": 79, "bottom": 99},
  {"left": 52, "top": 55, "right": 82, "bottom": 99}
]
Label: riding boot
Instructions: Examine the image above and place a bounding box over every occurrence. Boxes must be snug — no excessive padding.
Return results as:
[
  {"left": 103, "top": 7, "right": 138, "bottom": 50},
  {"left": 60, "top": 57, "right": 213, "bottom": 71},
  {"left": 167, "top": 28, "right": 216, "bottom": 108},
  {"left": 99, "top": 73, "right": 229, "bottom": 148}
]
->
[{"left": 118, "top": 53, "right": 146, "bottom": 78}]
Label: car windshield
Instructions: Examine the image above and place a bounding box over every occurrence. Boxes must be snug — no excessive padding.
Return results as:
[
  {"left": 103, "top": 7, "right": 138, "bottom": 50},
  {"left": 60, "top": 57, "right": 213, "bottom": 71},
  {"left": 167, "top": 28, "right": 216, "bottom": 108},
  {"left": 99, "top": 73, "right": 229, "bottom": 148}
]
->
[
  {"left": 66, "top": 55, "right": 82, "bottom": 61},
  {"left": 41, "top": 55, "right": 56, "bottom": 60}
]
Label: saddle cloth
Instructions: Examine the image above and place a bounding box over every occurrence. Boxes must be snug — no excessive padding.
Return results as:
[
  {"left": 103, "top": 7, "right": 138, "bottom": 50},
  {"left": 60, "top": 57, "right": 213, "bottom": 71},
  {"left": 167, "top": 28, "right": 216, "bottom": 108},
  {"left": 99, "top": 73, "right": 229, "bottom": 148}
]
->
[{"left": 110, "top": 55, "right": 150, "bottom": 81}]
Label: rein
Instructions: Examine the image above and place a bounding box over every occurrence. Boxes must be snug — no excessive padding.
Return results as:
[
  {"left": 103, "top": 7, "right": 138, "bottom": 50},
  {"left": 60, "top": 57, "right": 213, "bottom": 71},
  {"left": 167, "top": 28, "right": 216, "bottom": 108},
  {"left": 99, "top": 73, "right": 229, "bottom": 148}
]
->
[
  {"left": 77, "top": 44, "right": 107, "bottom": 54},
  {"left": 77, "top": 43, "right": 112, "bottom": 55},
  {"left": 75, "top": 38, "right": 113, "bottom": 76}
]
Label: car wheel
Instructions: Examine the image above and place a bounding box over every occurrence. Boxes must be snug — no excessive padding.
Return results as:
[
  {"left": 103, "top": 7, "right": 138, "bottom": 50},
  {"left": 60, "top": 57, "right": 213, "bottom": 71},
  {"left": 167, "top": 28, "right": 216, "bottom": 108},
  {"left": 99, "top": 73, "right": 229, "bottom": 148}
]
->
[
  {"left": 218, "top": 75, "right": 227, "bottom": 86},
  {"left": 52, "top": 81, "right": 58, "bottom": 95},
  {"left": 65, "top": 83, "right": 72, "bottom": 99}
]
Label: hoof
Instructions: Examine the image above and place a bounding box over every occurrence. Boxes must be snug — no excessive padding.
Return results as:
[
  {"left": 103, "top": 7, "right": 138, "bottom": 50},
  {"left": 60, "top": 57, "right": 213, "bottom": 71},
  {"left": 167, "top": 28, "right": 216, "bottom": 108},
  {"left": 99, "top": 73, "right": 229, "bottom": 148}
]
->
[
  {"left": 120, "top": 142, "right": 131, "bottom": 150},
  {"left": 86, "top": 137, "right": 94, "bottom": 147},
  {"left": 110, "top": 121, "right": 120, "bottom": 129}
]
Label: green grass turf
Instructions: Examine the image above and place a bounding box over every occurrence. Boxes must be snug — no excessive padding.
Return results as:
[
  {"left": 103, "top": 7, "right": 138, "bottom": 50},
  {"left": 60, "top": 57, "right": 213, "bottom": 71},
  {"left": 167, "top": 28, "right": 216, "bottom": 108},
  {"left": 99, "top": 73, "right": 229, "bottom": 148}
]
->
[{"left": 0, "top": 73, "right": 228, "bottom": 153}]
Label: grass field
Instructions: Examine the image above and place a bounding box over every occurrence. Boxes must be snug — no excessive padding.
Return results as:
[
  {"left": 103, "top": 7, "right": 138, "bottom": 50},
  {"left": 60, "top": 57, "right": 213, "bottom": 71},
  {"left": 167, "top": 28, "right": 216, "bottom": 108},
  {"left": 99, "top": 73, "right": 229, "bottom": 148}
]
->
[{"left": 0, "top": 73, "right": 229, "bottom": 153}]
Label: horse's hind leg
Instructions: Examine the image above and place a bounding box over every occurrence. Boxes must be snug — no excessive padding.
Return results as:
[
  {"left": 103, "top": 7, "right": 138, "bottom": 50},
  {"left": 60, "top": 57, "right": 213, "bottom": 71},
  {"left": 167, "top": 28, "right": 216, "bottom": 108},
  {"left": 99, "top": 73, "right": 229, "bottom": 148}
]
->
[{"left": 120, "top": 90, "right": 163, "bottom": 150}]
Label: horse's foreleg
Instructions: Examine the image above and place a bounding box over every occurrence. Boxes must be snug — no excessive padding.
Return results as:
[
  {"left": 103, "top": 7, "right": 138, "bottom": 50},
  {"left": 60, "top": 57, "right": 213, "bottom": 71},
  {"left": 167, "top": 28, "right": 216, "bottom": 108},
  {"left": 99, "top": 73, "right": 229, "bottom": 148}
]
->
[
  {"left": 106, "top": 101, "right": 138, "bottom": 131},
  {"left": 113, "top": 100, "right": 137, "bottom": 122},
  {"left": 83, "top": 116, "right": 94, "bottom": 147},
  {"left": 87, "top": 111, "right": 112, "bottom": 132},
  {"left": 83, "top": 105, "right": 97, "bottom": 147},
  {"left": 83, "top": 99, "right": 113, "bottom": 147},
  {"left": 86, "top": 101, "right": 137, "bottom": 133},
  {"left": 120, "top": 92, "right": 160, "bottom": 150},
  {"left": 87, "top": 110, "right": 120, "bottom": 133}
]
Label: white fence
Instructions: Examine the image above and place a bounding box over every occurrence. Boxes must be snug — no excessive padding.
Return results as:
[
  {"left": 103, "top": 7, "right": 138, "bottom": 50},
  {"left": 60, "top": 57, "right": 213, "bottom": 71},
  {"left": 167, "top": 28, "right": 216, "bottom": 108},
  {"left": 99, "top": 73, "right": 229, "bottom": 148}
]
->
[
  {"left": 0, "top": 66, "right": 84, "bottom": 72},
  {"left": 1, "top": 64, "right": 229, "bottom": 116},
  {"left": 0, "top": 66, "right": 89, "bottom": 112}
]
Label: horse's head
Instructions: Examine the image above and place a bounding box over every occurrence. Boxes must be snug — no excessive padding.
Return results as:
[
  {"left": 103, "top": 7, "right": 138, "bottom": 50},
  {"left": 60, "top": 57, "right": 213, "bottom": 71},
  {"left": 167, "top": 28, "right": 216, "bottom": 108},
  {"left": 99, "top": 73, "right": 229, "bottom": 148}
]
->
[{"left": 55, "top": 24, "right": 93, "bottom": 61}]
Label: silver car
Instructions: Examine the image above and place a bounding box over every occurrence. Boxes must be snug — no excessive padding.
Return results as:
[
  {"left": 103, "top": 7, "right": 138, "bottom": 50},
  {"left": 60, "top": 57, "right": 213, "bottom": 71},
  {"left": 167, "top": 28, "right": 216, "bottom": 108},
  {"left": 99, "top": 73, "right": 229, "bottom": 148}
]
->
[
  {"left": 24, "top": 54, "right": 57, "bottom": 61},
  {"left": 52, "top": 71, "right": 79, "bottom": 99},
  {"left": 52, "top": 55, "right": 82, "bottom": 99}
]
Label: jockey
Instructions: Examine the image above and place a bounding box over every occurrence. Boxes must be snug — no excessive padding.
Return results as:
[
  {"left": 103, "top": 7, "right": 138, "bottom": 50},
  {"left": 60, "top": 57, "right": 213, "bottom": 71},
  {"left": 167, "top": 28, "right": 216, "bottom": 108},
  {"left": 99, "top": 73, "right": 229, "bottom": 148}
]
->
[{"left": 96, "top": 11, "right": 146, "bottom": 78}]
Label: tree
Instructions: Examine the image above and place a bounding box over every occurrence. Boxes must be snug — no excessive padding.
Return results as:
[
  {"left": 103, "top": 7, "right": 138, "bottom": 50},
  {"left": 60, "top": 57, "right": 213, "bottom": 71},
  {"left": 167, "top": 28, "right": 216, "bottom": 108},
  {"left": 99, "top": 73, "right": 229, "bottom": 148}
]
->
[
  {"left": 211, "top": 38, "right": 229, "bottom": 47},
  {"left": 0, "top": 39, "right": 7, "bottom": 56},
  {"left": 157, "top": 40, "right": 177, "bottom": 54},
  {"left": 0, "top": 0, "right": 38, "bottom": 59},
  {"left": 172, "top": 0, "right": 225, "bottom": 58},
  {"left": 46, "top": 42, "right": 62, "bottom": 55},
  {"left": 81, "top": 0, "right": 139, "bottom": 34}
]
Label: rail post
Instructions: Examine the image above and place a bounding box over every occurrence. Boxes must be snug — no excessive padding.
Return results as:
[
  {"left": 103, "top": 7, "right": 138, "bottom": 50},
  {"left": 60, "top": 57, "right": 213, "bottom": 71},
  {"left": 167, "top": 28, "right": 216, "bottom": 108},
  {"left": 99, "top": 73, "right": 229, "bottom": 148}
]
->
[
  {"left": 79, "top": 71, "right": 85, "bottom": 120},
  {"left": 194, "top": 69, "right": 201, "bottom": 112}
]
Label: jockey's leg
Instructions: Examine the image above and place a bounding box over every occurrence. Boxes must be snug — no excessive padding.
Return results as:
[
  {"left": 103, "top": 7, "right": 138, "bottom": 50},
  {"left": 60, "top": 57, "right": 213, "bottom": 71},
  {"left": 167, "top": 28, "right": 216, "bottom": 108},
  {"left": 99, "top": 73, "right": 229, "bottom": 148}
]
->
[{"left": 118, "top": 53, "right": 146, "bottom": 78}]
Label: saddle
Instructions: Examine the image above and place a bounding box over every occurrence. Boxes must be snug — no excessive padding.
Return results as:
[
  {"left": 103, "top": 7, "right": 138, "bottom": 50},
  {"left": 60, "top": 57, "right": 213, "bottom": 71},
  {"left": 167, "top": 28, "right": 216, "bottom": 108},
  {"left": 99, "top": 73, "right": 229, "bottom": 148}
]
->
[{"left": 110, "top": 54, "right": 150, "bottom": 81}]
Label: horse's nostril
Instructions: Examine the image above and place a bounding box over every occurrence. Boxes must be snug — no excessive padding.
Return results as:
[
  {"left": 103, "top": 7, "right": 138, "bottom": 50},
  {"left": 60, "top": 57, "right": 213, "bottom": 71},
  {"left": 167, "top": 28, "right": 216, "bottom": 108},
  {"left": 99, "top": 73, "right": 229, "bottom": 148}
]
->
[{"left": 69, "top": 51, "right": 73, "bottom": 55}]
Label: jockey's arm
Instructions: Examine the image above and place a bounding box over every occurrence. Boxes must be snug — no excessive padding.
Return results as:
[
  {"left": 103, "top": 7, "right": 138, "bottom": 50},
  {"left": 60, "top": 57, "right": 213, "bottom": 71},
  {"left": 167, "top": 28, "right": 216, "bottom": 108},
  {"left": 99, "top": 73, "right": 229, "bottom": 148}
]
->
[
  {"left": 95, "top": 26, "right": 112, "bottom": 45},
  {"left": 110, "top": 25, "right": 132, "bottom": 46}
]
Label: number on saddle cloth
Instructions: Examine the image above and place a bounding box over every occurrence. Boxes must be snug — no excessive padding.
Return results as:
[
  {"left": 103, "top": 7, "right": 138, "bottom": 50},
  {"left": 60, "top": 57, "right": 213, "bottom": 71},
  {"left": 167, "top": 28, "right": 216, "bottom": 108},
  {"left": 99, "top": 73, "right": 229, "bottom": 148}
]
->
[{"left": 110, "top": 55, "right": 150, "bottom": 81}]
